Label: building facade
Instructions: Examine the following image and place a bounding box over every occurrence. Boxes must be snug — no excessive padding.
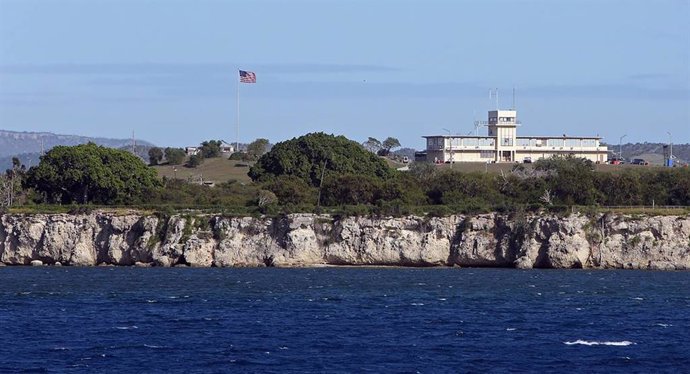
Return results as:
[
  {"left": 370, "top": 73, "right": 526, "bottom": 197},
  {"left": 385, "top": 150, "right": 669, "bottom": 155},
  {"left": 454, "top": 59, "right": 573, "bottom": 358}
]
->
[{"left": 424, "top": 109, "right": 608, "bottom": 163}]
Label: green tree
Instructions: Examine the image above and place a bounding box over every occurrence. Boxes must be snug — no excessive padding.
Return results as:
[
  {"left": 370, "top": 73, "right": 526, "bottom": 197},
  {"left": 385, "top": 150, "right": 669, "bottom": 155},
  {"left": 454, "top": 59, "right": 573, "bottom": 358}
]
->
[
  {"left": 534, "top": 156, "right": 596, "bottom": 205},
  {"left": 378, "top": 173, "right": 427, "bottom": 205},
  {"left": 186, "top": 154, "right": 204, "bottom": 168},
  {"left": 262, "top": 175, "right": 316, "bottom": 206},
  {"left": 665, "top": 168, "right": 690, "bottom": 205},
  {"left": 381, "top": 137, "right": 401, "bottom": 155},
  {"left": 1, "top": 158, "right": 26, "bottom": 207},
  {"left": 594, "top": 171, "right": 643, "bottom": 206},
  {"left": 25, "top": 143, "right": 161, "bottom": 204},
  {"left": 321, "top": 174, "right": 381, "bottom": 206},
  {"left": 200, "top": 140, "right": 222, "bottom": 158},
  {"left": 148, "top": 147, "right": 164, "bottom": 165},
  {"left": 246, "top": 138, "right": 270, "bottom": 160},
  {"left": 164, "top": 147, "right": 186, "bottom": 165},
  {"left": 362, "top": 137, "right": 382, "bottom": 153},
  {"left": 426, "top": 170, "right": 498, "bottom": 206},
  {"left": 408, "top": 161, "right": 438, "bottom": 183},
  {"left": 248, "top": 132, "right": 394, "bottom": 187}
]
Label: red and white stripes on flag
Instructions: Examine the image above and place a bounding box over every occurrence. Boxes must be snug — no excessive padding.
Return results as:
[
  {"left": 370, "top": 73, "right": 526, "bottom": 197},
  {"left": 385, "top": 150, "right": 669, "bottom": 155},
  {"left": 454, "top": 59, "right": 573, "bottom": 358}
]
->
[{"left": 239, "top": 70, "right": 256, "bottom": 83}]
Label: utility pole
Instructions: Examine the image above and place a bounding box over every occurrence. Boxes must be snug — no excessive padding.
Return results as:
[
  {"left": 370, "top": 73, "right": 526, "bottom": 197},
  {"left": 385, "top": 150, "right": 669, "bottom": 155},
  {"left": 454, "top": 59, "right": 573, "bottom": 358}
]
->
[{"left": 619, "top": 134, "right": 627, "bottom": 160}]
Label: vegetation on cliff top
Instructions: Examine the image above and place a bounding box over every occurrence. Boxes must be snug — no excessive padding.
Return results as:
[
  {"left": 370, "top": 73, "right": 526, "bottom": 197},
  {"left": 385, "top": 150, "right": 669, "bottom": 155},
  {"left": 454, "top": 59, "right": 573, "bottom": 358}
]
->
[
  {"left": 248, "top": 132, "right": 393, "bottom": 186},
  {"left": 24, "top": 143, "right": 160, "bottom": 205},
  {"left": 3, "top": 133, "right": 689, "bottom": 216}
]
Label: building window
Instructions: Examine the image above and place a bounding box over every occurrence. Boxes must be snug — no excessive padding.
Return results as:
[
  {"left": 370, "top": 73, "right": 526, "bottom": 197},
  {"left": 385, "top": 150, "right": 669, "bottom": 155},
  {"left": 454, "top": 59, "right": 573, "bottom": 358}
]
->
[
  {"left": 582, "top": 139, "right": 596, "bottom": 147},
  {"left": 464, "top": 138, "right": 479, "bottom": 146},
  {"left": 502, "top": 137, "right": 513, "bottom": 146},
  {"left": 517, "top": 138, "right": 531, "bottom": 146},
  {"left": 479, "top": 138, "right": 495, "bottom": 146},
  {"left": 480, "top": 150, "right": 494, "bottom": 159},
  {"left": 565, "top": 139, "right": 580, "bottom": 147}
]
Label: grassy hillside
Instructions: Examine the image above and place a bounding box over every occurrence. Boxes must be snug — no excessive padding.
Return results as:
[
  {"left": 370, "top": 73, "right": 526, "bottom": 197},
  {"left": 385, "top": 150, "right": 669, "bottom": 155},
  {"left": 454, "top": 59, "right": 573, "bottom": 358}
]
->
[{"left": 152, "top": 157, "right": 254, "bottom": 183}]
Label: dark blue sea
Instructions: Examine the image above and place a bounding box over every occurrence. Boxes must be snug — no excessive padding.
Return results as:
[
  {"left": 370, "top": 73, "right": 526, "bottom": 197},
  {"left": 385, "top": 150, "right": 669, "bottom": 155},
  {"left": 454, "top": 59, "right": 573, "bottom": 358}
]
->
[{"left": 0, "top": 267, "right": 688, "bottom": 373}]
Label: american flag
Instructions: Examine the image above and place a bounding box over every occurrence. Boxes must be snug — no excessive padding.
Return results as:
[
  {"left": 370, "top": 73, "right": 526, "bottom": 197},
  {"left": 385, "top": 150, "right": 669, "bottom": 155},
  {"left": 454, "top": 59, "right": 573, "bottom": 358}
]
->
[{"left": 239, "top": 70, "right": 256, "bottom": 83}]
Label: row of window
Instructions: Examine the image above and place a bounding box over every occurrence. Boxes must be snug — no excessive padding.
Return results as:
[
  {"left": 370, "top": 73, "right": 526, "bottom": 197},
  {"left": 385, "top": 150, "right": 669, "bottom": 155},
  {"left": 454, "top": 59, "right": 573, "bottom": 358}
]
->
[
  {"left": 428, "top": 137, "right": 599, "bottom": 149},
  {"left": 515, "top": 138, "right": 599, "bottom": 147},
  {"left": 488, "top": 117, "right": 515, "bottom": 123}
]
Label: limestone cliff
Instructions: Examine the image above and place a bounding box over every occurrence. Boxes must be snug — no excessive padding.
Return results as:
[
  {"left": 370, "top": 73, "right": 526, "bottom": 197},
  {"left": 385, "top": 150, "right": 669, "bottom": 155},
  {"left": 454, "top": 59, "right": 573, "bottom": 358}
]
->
[{"left": 0, "top": 211, "right": 688, "bottom": 269}]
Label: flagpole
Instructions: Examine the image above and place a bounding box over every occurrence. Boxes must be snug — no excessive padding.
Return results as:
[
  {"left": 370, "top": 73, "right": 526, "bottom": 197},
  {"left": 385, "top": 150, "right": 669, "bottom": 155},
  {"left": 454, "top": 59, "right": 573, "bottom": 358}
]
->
[{"left": 236, "top": 70, "right": 240, "bottom": 153}]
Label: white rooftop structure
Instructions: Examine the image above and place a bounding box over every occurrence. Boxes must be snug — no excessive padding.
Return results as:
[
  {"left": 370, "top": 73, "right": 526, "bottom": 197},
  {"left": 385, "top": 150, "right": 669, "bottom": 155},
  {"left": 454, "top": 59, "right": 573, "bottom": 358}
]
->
[{"left": 423, "top": 108, "right": 608, "bottom": 164}]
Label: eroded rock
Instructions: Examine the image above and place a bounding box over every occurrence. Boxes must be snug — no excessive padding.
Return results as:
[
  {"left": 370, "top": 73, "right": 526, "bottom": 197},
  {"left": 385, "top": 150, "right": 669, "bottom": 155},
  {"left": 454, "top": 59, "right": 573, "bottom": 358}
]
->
[{"left": 0, "top": 211, "right": 687, "bottom": 270}]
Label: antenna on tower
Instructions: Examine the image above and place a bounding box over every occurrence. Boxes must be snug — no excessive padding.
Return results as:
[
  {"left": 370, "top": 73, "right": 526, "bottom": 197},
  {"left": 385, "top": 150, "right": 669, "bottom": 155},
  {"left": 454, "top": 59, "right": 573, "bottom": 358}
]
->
[
  {"left": 512, "top": 86, "right": 516, "bottom": 110},
  {"left": 131, "top": 130, "right": 136, "bottom": 154},
  {"left": 472, "top": 109, "right": 482, "bottom": 136},
  {"left": 488, "top": 88, "right": 499, "bottom": 109}
]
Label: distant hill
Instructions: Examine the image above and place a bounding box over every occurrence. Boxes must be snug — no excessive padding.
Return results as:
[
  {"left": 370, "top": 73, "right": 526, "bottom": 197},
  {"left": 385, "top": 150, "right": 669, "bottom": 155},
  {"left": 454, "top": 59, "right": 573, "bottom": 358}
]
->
[
  {"left": 0, "top": 130, "right": 154, "bottom": 170},
  {"left": 0, "top": 130, "right": 154, "bottom": 157},
  {"left": 602, "top": 142, "right": 689, "bottom": 165}
]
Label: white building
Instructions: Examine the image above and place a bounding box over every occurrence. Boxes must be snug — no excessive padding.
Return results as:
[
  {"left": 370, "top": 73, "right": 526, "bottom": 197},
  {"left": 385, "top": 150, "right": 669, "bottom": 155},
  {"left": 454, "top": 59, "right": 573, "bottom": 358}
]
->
[
  {"left": 219, "top": 141, "right": 235, "bottom": 154},
  {"left": 423, "top": 109, "right": 608, "bottom": 164}
]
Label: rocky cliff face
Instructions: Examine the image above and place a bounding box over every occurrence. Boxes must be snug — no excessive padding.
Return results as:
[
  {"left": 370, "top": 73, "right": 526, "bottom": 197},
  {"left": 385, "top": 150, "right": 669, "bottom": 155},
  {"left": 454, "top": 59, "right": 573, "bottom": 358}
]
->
[{"left": 1, "top": 211, "right": 688, "bottom": 269}]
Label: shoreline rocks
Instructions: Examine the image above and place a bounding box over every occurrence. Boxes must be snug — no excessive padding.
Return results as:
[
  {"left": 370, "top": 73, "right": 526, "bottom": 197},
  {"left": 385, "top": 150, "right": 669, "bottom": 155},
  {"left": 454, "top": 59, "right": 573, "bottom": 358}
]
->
[{"left": 0, "top": 211, "right": 688, "bottom": 269}]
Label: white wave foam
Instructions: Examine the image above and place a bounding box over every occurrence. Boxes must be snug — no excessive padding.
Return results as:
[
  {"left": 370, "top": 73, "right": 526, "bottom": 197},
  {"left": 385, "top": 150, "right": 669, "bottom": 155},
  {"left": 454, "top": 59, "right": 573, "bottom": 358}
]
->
[
  {"left": 410, "top": 303, "right": 424, "bottom": 306},
  {"left": 631, "top": 297, "right": 644, "bottom": 301},
  {"left": 144, "top": 344, "right": 164, "bottom": 349},
  {"left": 146, "top": 300, "right": 157, "bottom": 303},
  {"left": 564, "top": 340, "right": 634, "bottom": 346},
  {"left": 506, "top": 328, "right": 516, "bottom": 331},
  {"left": 114, "top": 325, "right": 138, "bottom": 330},
  {"left": 655, "top": 323, "right": 671, "bottom": 328}
]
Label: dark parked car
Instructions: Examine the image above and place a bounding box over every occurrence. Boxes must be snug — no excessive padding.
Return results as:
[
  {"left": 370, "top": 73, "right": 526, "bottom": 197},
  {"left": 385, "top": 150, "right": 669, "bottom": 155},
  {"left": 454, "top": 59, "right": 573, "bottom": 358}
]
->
[{"left": 631, "top": 158, "right": 649, "bottom": 165}]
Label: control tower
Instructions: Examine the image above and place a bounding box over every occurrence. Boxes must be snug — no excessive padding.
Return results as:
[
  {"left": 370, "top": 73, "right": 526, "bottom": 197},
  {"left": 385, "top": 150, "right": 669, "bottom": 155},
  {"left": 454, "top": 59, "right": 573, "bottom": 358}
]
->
[{"left": 487, "top": 110, "right": 518, "bottom": 162}]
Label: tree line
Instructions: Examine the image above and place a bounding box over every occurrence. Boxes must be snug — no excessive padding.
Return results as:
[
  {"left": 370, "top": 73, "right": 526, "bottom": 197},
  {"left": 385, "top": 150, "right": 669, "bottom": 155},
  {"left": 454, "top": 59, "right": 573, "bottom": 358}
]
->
[
  {"left": 3, "top": 134, "right": 689, "bottom": 214},
  {"left": 147, "top": 138, "right": 270, "bottom": 168}
]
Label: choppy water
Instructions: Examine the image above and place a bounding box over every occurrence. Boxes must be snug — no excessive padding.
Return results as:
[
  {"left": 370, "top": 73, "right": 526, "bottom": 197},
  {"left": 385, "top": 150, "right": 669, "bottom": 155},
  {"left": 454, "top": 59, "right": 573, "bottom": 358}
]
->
[{"left": 0, "top": 267, "right": 688, "bottom": 373}]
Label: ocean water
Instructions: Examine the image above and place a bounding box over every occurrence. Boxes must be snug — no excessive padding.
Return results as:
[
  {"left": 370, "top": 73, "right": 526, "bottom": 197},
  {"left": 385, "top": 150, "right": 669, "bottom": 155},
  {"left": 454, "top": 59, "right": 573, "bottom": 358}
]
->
[{"left": 0, "top": 267, "right": 688, "bottom": 373}]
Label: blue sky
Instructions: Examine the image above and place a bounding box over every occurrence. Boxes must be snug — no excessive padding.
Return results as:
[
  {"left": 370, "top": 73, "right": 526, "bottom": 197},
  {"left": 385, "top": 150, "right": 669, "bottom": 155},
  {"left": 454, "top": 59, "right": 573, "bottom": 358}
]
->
[{"left": 0, "top": 0, "right": 688, "bottom": 150}]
